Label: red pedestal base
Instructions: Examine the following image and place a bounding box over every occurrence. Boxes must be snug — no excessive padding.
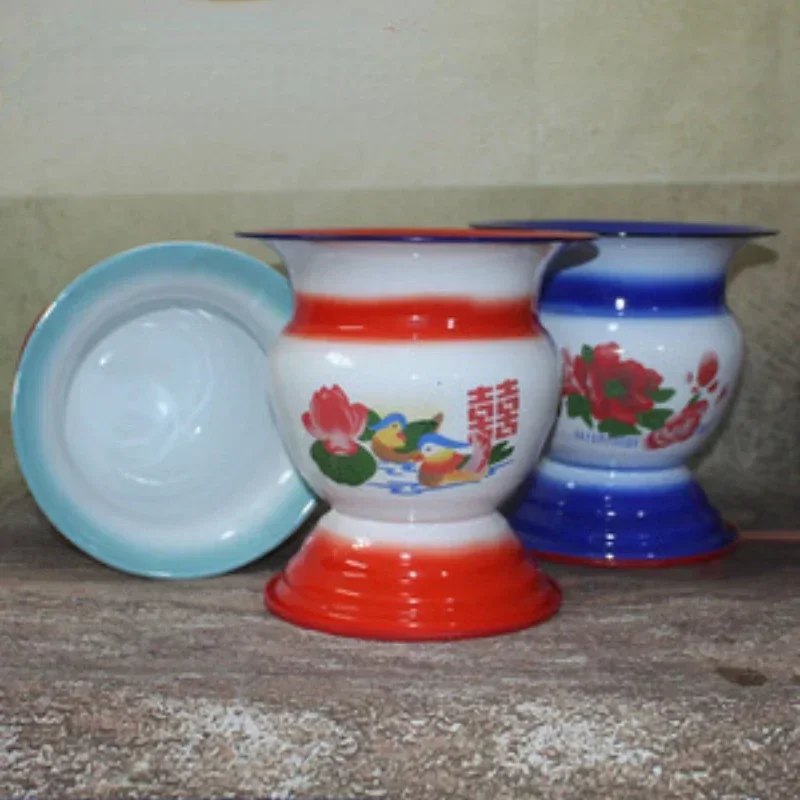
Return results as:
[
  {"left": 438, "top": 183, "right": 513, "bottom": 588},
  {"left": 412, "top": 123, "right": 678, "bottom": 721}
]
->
[{"left": 265, "top": 527, "right": 562, "bottom": 641}]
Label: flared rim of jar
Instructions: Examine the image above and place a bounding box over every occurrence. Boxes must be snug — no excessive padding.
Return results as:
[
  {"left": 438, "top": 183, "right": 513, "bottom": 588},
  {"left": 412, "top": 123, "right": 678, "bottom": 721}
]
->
[
  {"left": 236, "top": 227, "right": 595, "bottom": 244},
  {"left": 470, "top": 219, "right": 779, "bottom": 239}
]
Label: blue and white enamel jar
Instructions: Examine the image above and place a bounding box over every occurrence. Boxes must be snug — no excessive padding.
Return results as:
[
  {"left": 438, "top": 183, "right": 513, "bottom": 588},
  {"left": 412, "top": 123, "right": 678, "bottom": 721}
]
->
[{"left": 473, "top": 220, "right": 777, "bottom": 567}]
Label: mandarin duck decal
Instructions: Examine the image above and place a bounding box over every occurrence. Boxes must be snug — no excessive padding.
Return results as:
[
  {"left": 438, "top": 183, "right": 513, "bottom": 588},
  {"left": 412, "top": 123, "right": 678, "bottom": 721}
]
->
[
  {"left": 301, "top": 384, "right": 513, "bottom": 490},
  {"left": 415, "top": 432, "right": 492, "bottom": 488},
  {"left": 368, "top": 412, "right": 444, "bottom": 463}
]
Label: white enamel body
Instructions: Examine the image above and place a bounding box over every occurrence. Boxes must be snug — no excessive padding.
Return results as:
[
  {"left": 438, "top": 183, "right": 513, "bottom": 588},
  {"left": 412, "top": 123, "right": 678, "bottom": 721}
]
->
[
  {"left": 268, "top": 241, "right": 561, "bottom": 536},
  {"left": 559, "top": 237, "right": 741, "bottom": 281},
  {"left": 544, "top": 236, "right": 746, "bottom": 474},
  {"left": 546, "top": 313, "right": 744, "bottom": 470},
  {"left": 271, "top": 336, "right": 558, "bottom": 523}
]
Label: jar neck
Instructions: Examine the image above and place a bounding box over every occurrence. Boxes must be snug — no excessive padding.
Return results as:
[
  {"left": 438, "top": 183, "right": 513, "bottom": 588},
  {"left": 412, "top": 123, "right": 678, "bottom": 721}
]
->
[
  {"left": 271, "top": 240, "right": 555, "bottom": 302},
  {"left": 540, "top": 237, "right": 746, "bottom": 318},
  {"left": 285, "top": 293, "right": 544, "bottom": 342}
]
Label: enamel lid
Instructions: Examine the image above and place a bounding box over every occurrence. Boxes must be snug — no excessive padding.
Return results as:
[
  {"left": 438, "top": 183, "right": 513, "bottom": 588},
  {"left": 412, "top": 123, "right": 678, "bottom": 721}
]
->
[{"left": 12, "top": 242, "right": 315, "bottom": 579}]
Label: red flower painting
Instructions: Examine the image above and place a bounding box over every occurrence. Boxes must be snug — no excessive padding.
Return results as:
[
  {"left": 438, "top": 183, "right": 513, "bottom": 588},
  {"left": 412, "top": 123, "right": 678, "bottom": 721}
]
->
[
  {"left": 562, "top": 343, "right": 675, "bottom": 437},
  {"left": 562, "top": 344, "right": 724, "bottom": 446},
  {"left": 561, "top": 347, "right": 583, "bottom": 396},
  {"left": 644, "top": 400, "right": 709, "bottom": 450},
  {"left": 302, "top": 384, "right": 369, "bottom": 455},
  {"left": 575, "top": 342, "right": 664, "bottom": 426},
  {"left": 696, "top": 352, "right": 719, "bottom": 388}
]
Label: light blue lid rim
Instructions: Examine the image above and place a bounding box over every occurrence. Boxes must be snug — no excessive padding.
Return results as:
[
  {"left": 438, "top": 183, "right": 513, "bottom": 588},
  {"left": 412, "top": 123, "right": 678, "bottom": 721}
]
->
[
  {"left": 12, "top": 241, "right": 316, "bottom": 580},
  {"left": 472, "top": 219, "right": 778, "bottom": 239}
]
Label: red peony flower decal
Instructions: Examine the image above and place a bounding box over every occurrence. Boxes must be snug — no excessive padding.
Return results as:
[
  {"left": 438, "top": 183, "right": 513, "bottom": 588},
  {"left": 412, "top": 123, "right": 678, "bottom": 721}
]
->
[
  {"left": 575, "top": 342, "right": 664, "bottom": 426},
  {"left": 562, "top": 343, "right": 675, "bottom": 437},
  {"left": 302, "top": 384, "right": 369, "bottom": 455},
  {"left": 561, "top": 347, "right": 585, "bottom": 397},
  {"left": 644, "top": 400, "right": 709, "bottom": 450},
  {"left": 696, "top": 352, "right": 719, "bottom": 388},
  {"left": 562, "top": 344, "right": 728, "bottom": 448}
]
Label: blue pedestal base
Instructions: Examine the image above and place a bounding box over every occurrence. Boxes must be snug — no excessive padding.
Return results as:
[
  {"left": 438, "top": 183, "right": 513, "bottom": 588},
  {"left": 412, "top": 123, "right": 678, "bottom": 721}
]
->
[{"left": 506, "top": 460, "right": 738, "bottom": 568}]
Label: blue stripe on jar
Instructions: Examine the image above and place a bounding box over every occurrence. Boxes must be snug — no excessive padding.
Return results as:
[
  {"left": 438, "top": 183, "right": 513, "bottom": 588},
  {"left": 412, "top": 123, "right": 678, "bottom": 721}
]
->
[{"left": 539, "top": 273, "right": 727, "bottom": 317}]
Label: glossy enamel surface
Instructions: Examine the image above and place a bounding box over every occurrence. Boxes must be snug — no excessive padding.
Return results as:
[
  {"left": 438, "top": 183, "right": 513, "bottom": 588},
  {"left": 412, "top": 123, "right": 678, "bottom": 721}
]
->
[
  {"left": 266, "top": 512, "right": 562, "bottom": 641},
  {"left": 249, "top": 235, "right": 567, "bottom": 638},
  {"left": 475, "top": 222, "right": 768, "bottom": 567},
  {"left": 512, "top": 462, "right": 739, "bottom": 565},
  {"left": 12, "top": 243, "right": 315, "bottom": 579},
  {"left": 286, "top": 294, "right": 543, "bottom": 340}
]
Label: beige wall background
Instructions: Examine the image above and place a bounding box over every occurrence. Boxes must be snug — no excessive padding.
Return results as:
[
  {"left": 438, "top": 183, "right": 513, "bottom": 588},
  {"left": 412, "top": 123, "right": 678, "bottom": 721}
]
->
[{"left": 2, "top": 0, "right": 798, "bottom": 527}]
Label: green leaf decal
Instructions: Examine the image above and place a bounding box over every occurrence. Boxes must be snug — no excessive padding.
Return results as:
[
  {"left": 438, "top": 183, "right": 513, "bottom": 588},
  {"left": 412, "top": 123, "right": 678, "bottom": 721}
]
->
[
  {"left": 648, "top": 388, "right": 676, "bottom": 403},
  {"left": 636, "top": 408, "right": 675, "bottom": 431},
  {"left": 580, "top": 344, "right": 595, "bottom": 364},
  {"left": 358, "top": 409, "right": 382, "bottom": 441},
  {"left": 597, "top": 419, "right": 640, "bottom": 438},
  {"left": 490, "top": 441, "right": 515, "bottom": 466},
  {"left": 566, "top": 394, "right": 593, "bottom": 429},
  {"left": 310, "top": 441, "right": 377, "bottom": 486},
  {"left": 688, "top": 394, "right": 702, "bottom": 405},
  {"left": 395, "top": 418, "right": 441, "bottom": 454}
]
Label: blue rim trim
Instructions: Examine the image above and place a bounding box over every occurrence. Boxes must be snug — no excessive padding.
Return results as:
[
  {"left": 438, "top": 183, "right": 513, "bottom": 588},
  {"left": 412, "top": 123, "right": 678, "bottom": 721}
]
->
[
  {"left": 12, "top": 242, "right": 316, "bottom": 580},
  {"left": 236, "top": 230, "right": 590, "bottom": 244},
  {"left": 540, "top": 274, "right": 727, "bottom": 317},
  {"left": 472, "top": 219, "right": 778, "bottom": 239}
]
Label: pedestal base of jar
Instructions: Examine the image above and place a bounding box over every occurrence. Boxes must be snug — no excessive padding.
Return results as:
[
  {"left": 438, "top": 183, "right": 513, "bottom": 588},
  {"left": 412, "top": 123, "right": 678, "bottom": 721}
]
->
[
  {"left": 265, "top": 510, "right": 562, "bottom": 641},
  {"left": 507, "top": 459, "right": 738, "bottom": 568}
]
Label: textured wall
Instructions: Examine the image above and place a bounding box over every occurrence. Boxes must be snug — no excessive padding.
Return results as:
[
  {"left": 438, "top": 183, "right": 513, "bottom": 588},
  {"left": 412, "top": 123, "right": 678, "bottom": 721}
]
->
[
  {"left": 1, "top": 1, "right": 798, "bottom": 527},
  {"left": 3, "top": 0, "right": 798, "bottom": 194}
]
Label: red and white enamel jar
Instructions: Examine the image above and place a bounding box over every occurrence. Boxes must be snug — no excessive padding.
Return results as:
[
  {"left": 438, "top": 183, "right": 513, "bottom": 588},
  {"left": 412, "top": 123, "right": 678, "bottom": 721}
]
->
[{"left": 240, "top": 228, "right": 592, "bottom": 640}]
